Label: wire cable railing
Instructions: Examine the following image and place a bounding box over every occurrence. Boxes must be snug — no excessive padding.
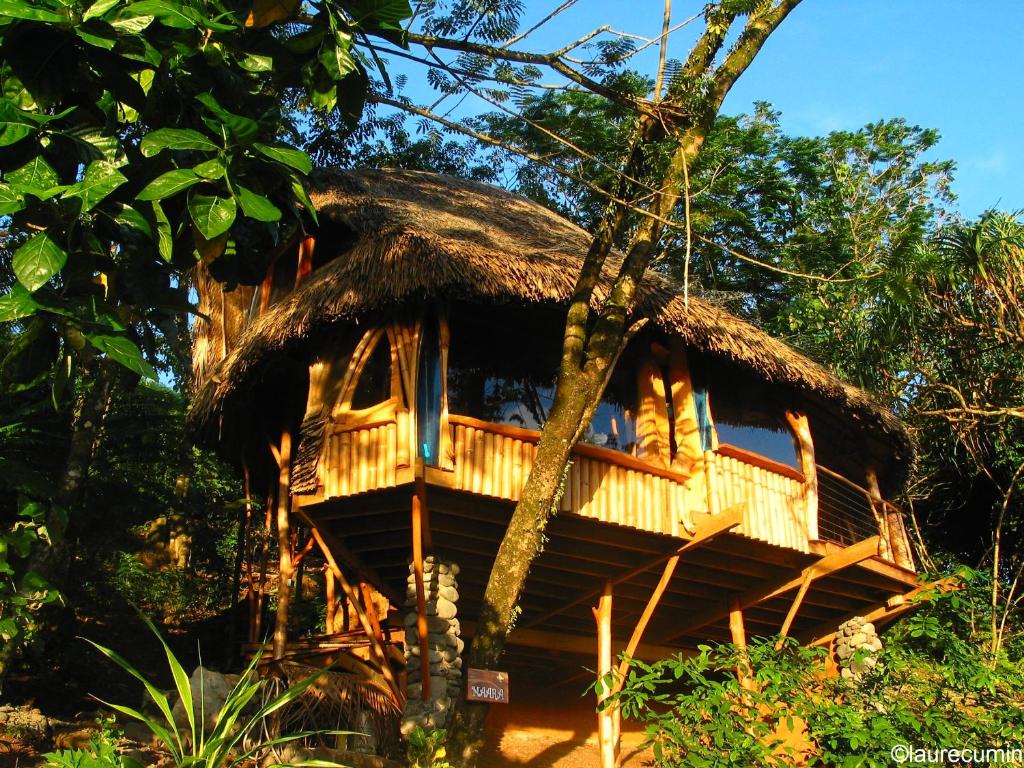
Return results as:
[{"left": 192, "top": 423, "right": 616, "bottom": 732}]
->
[{"left": 815, "top": 465, "right": 881, "bottom": 548}]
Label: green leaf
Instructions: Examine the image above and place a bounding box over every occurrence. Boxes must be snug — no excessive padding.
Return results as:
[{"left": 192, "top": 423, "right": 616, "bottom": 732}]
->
[
  {"left": 112, "top": 203, "right": 153, "bottom": 238},
  {"left": 140, "top": 128, "right": 218, "bottom": 156},
  {"left": 63, "top": 160, "right": 127, "bottom": 212},
  {"left": 75, "top": 23, "right": 117, "bottom": 49},
  {"left": 0, "top": 0, "right": 68, "bottom": 22},
  {"left": 13, "top": 232, "right": 66, "bottom": 292},
  {"left": 253, "top": 142, "right": 311, "bottom": 175},
  {"left": 188, "top": 192, "right": 236, "bottom": 239},
  {"left": 0, "top": 183, "right": 25, "bottom": 215},
  {"left": 7, "top": 155, "right": 60, "bottom": 196},
  {"left": 236, "top": 185, "right": 280, "bottom": 222},
  {"left": 0, "top": 284, "right": 40, "bottom": 323},
  {"left": 238, "top": 52, "right": 273, "bottom": 72},
  {"left": 82, "top": 0, "right": 121, "bottom": 20},
  {"left": 88, "top": 334, "right": 157, "bottom": 379},
  {"left": 123, "top": 0, "right": 199, "bottom": 28},
  {"left": 289, "top": 173, "right": 317, "bottom": 223},
  {"left": 195, "top": 92, "right": 259, "bottom": 145},
  {"left": 193, "top": 157, "right": 225, "bottom": 179},
  {"left": 0, "top": 99, "right": 36, "bottom": 147},
  {"left": 318, "top": 34, "right": 356, "bottom": 81},
  {"left": 151, "top": 201, "right": 173, "bottom": 262},
  {"left": 136, "top": 168, "right": 200, "bottom": 200},
  {"left": 109, "top": 12, "right": 152, "bottom": 31}
]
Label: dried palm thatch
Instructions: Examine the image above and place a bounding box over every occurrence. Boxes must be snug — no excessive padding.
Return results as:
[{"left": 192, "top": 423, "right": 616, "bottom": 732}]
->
[
  {"left": 190, "top": 167, "right": 913, "bottom": 473},
  {"left": 258, "top": 661, "right": 401, "bottom": 760}
]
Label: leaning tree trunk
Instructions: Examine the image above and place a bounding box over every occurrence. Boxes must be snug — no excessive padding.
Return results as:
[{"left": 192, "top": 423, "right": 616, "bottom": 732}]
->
[{"left": 444, "top": 4, "right": 803, "bottom": 764}]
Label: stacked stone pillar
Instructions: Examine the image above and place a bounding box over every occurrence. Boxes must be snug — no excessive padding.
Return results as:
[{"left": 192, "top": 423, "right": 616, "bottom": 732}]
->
[
  {"left": 834, "top": 615, "right": 883, "bottom": 680},
  {"left": 401, "top": 556, "right": 464, "bottom": 735}
]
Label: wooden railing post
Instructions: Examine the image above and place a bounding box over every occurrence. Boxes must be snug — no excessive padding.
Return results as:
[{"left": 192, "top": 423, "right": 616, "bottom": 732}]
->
[{"left": 785, "top": 412, "right": 818, "bottom": 543}]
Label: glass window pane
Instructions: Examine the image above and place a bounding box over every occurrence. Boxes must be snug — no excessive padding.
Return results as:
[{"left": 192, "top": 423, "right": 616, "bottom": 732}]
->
[
  {"left": 351, "top": 336, "right": 392, "bottom": 410},
  {"left": 417, "top": 321, "right": 442, "bottom": 465},
  {"left": 715, "top": 416, "right": 800, "bottom": 469}
]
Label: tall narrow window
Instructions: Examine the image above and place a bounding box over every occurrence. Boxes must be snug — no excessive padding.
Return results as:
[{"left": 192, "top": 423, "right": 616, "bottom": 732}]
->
[
  {"left": 693, "top": 388, "right": 714, "bottom": 451},
  {"left": 417, "top": 319, "right": 442, "bottom": 466},
  {"left": 351, "top": 335, "right": 392, "bottom": 410}
]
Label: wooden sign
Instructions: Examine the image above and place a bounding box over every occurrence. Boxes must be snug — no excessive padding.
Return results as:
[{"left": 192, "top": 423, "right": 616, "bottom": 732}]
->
[{"left": 466, "top": 668, "right": 509, "bottom": 704}]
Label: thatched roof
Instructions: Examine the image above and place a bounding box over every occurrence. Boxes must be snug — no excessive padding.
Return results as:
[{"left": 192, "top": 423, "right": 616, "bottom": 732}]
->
[{"left": 191, "top": 167, "right": 913, "bottom": 478}]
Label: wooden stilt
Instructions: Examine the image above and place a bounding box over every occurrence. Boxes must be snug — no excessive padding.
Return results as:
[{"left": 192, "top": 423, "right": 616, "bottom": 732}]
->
[
  {"left": 729, "top": 596, "right": 753, "bottom": 690},
  {"left": 307, "top": 525, "right": 404, "bottom": 704},
  {"left": 325, "top": 566, "right": 337, "bottom": 634},
  {"left": 776, "top": 573, "right": 814, "bottom": 647},
  {"left": 594, "top": 580, "right": 617, "bottom": 768},
  {"left": 412, "top": 476, "right": 431, "bottom": 702},
  {"left": 614, "top": 554, "right": 680, "bottom": 690},
  {"left": 271, "top": 431, "right": 293, "bottom": 660}
]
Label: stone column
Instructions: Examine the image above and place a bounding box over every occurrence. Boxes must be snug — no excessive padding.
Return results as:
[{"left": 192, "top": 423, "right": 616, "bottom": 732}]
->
[
  {"left": 834, "top": 616, "right": 883, "bottom": 681},
  {"left": 401, "top": 556, "right": 464, "bottom": 736}
]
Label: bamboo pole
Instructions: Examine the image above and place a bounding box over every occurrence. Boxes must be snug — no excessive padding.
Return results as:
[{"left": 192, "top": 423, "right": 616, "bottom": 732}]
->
[
  {"left": 325, "top": 566, "right": 337, "bottom": 634},
  {"left": 594, "top": 581, "right": 618, "bottom": 768},
  {"left": 307, "top": 524, "right": 403, "bottom": 703},
  {"left": 729, "top": 596, "right": 753, "bottom": 690},
  {"left": 271, "top": 430, "right": 293, "bottom": 660},
  {"left": 614, "top": 554, "right": 680, "bottom": 691},
  {"left": 412, "top": 478, "right": 431, "bottom": 701}
]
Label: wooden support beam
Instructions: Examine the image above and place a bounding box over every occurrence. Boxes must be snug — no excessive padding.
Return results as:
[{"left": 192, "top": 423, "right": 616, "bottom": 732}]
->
[
  {"left": 785, "top": 411, "right": 818, "bottom": 541},
  {"left": 728, "top": 596, "right": 753, "bottom": 690},
  {"left": 594, "top": 581, "right": 617, "bottom": 768},
  {"left": 662, "top": 535, "right": 882, "bottom": 643},
  {"left": 805, "top": 577, "right": 960, "bottom": 648},
  {"left": 776, "top": 574, "right": 814, "bottom": 647},
  {"left": 460, "top": 621, "right": 688, "bottom": 661},
  {"left": 325, "top": 567, "right": 337, "bottom": 633},
  {"left": 271, "top": 431, "right": 293, "bottom": 661},
  {"left": 411, "top": 477, "right": 430, "bottom": 702},
  {"left": 613, "top": 554, "right": 680, "bottom": 691},
  {"left": 293, "top": 508, "right": 403, "bottom": 605},
  {"left": 523, "top": 505, "right": 742, "bottom": 630},
  {"left": 306, "top": 525, "right": 404, "bottom": 705}
]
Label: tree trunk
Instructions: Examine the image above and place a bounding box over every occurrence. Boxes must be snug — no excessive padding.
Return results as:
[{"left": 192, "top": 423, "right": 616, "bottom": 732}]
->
[{"left": 444, "top": 4, "right": 802, "bottom": 763}]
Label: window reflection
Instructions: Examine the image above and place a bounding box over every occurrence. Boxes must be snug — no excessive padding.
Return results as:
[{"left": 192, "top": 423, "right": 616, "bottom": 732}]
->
[{"left": 351, "top": 336, "right": 392, "bottom": 410}]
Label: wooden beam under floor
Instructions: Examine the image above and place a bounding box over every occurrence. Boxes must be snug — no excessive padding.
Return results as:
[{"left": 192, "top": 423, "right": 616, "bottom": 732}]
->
[
  {"left": 521, "top": 505, "right": 743, "bottom": 630},
  {"left": 660, "top": 535, "right": 882, "bottom": 644},
  {"left": 460, "top": 620, "right": 688, "bottom": 661}
]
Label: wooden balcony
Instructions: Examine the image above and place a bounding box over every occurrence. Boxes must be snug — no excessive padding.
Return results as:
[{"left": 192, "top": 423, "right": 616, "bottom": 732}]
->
[{"left": 308, "top": 413, "right": 892, "bottom": 559}]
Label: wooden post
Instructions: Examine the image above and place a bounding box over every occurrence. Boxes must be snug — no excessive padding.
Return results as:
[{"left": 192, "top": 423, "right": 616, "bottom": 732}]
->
[
  {"left": 595, "top": 580, "right": 618, "bottom": 768},
  {"left": 866, "top": 467, "right": 913, "bottom": 569},
  {"left": 614, "top": 554, "right": 680, "bottom": 689},
  {"left": 271, "top": 431, "right": 293, "bottom": 660},
  {"left": 864, "top": 468, "right": 893, "bottom": 561},
  {"left": 729, "top": 596, "right": 753, "bottom": 690},
  {"left": 785, "top": 412, "right": 818, "bottom": 542},
  {"left": 325, "top": 566, "right": 337, "bottom": 634},
  {"left": 412, "top": 476, "right": 431, "bottom": 701}
]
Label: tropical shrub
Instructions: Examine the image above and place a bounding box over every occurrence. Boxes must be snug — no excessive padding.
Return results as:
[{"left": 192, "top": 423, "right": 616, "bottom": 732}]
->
[
  {"left": 610, "top": 571, "right": 1024, "bottom": 767},
  {"left": 84, "top": 616, "right": 345, "bottom": 767}
]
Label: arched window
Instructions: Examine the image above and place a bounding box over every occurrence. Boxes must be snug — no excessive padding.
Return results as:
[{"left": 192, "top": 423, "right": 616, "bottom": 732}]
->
[
  {"left": 417, "top": 318, "right": 443, "bottom": 466},
  {"left": 350, "top": 334, "right": 392, "bottom": 410}
]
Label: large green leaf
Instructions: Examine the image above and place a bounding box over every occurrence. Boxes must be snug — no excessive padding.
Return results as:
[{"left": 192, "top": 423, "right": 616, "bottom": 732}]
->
[
  {"left": 253, "top": 142, "right": 311, "bottom": 174},
  {"left": 0, "top": 284, "right": 40, "bottom": 323},
  {"left": 151, "top": 200, "right": 173, "bottom": 262},
  {"left": 0, "top": 99, "right": 36, "bottom": 146},
  {"left": 0, "top": 183, "right": 25, "bottom": 215},
  {"left": 13, "top": 232, "right": 67, "bottom": 292},
  {"left": 136, "top": 168, "right": 201, "bottom": 200},
  {"left": 140, "top": 128, "right": 218, "bottom": 156},
  {"left": 82, "top": 0, "right": 121, "bottom": 21},
  {"left": 236, "top": 185, "right": 280, "bottom": 222},
  {"left": 318, "top": 33, "right": 356, "bottom": 80},
  {"left": 88, "top": 334, "right": 157, "bottom": 379},
  {"left": 195, "top": 92, "right": 259, "bottom": 145},
  {"left": 0, "top": 0, "right": 69, "bottom": 22},
  {"left": 188, "top": 192, "right": 236, "bottom": 239},
  {"left": 7, "top": 155, "right": 61, "bottom": 197},
  {"left": 123, "top": 0, "right": 200, "bottom": 28},
  {"left": 63, "top": 160, "right": 127, "bottom": 212}
]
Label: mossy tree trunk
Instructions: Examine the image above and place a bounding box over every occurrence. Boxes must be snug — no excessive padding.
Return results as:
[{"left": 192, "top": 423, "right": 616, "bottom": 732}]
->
[{"left": 445, "top": 3, "right": 803, "bottom": 763}]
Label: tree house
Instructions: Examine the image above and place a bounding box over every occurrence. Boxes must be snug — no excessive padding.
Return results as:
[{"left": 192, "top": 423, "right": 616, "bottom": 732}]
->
[{"left": 191, "top": 168, "right": 927, "bottom": 759}]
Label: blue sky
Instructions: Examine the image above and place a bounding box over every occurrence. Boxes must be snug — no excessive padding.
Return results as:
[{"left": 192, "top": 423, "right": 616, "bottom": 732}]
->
[{"left": 403, "top": 2, "right": 1022, "bottom": 219}]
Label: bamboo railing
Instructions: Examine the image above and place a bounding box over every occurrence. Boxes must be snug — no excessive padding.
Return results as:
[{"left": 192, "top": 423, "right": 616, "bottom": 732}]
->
[{"left": 314, "top": 413, "right": 914, "bottom": 562}]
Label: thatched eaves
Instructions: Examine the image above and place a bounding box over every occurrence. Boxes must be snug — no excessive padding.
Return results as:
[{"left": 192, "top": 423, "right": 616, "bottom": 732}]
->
[{"left": 190, "top": 168, "right": 913, "bottom": 479}]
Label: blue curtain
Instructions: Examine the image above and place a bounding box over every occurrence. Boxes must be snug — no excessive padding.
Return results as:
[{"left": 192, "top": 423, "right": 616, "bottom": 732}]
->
[{"left": 417, "top": 319, "right": 442, "bottom": 465}]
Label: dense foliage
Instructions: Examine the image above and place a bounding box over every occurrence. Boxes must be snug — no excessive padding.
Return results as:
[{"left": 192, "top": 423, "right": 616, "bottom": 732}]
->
[{"left": 611, "top": 571, "right": 1024, "bottom": 767}]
